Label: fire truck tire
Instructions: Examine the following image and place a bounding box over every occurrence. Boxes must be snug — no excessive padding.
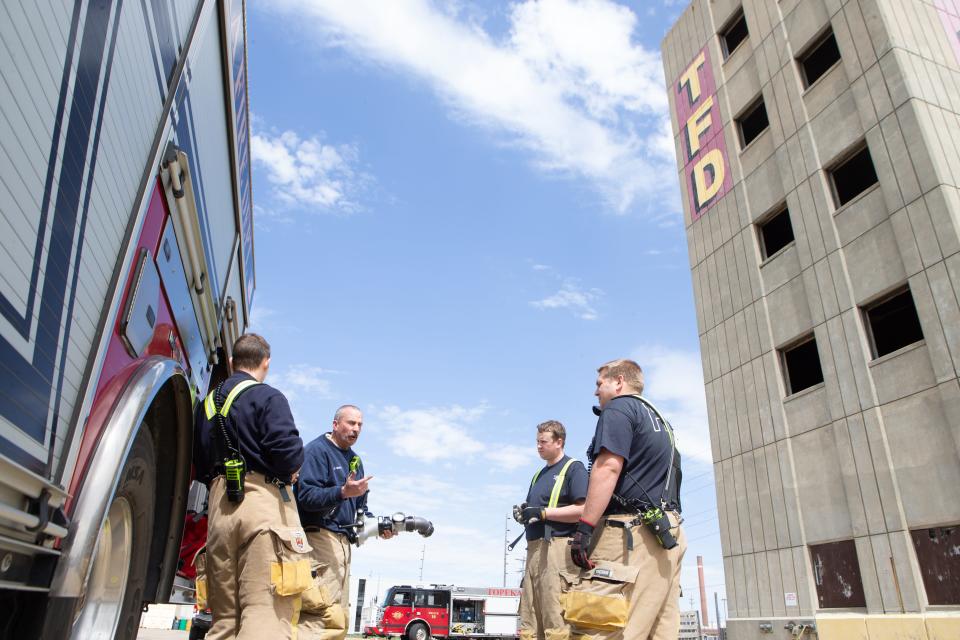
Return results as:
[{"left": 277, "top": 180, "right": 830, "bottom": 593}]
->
[
  {"left": 71, "top": 426, "right": 156, "bottom": 640},
  {"left": 407, "top": 621, "right": 430, "bottom": 640}
]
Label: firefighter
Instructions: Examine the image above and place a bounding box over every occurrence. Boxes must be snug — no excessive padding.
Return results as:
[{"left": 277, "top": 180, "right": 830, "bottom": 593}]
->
[
  {"left": 566, "top": 359, "right": 685, "bottom": 640},
  {"left": 295, "top": 405, "right": 392, "bottom": 640},
  {"left": 516, "top": 420, "right": 588, "bottom": 640},
  {"left": 194, "top": 333, "right": 312, "bottom": 640}
]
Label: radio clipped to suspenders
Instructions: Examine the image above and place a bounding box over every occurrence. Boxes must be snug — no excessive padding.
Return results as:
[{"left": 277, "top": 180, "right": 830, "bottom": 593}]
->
[
  {"left": 608, "top": 395, "right": 682, "bottom": 550},
  {"left": 203, "top": 380, "right": 261, "bottom": 503}
]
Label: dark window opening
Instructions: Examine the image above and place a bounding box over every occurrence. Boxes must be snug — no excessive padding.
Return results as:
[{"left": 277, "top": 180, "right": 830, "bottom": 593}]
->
[
  {"left": 799, "top": 30, "right": 841, "bottom": 87},
  {"left": 781, "top": 336, "right": 824, "bottom": 395},
  {"left": 864, "top": 287, "right": 924, "bottom": 358},
  {"left": 830, "top": 145, "right": 879, "bottom": 207},
  {"left": 810, "top": 540, "right": 867, "bottom": 609},
  {"left": 737, "top": 97, "right": 770, "bottom": 148},
  {"left": 911, "top": 525, "right": 960, "bottom": 605},
  {"left": 758, "top": 207, "right": 794, "bottom": 259},
  {"left": 720, "top": 10, "right": 749, "bottom": 58}
]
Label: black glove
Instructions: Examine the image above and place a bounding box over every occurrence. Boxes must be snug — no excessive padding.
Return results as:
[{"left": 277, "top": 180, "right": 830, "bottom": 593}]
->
[
  {"left": 569, "top": 519, "right": 596, "bottom": 570},
  {"left": 521, "top": 506, "right": 545, "bottom": 524},
  {"left": 512, "top": 503, "right": 527, "bottom": 524}
]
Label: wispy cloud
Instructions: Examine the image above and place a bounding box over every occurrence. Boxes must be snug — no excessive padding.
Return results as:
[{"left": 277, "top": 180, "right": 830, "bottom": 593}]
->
[
  {"left": 375, "top": 404, "right": 535, "bottom": 471},
  {"left": 252, "top": 128, "right": 369, "bottom": 212},
  {"left": 262, "top": 0, "right": 677, "bottom": 214},
  {"left": 631, "top": 345, "right": 712, "bottom": 464},
  {"left": 270, "top": 364, "right": 337, "bottom": 402},
  {"left": 530, "top": 279, "right": 603, "bottom": 320}
]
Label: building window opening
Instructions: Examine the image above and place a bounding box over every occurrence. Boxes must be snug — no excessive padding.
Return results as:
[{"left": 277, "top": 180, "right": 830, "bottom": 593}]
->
[
  {"left": 863, "top": 287, "right": 923, "bottom": 358},
  {"left": 799, "top": 30, "right": 841, "bottom": 87},
  {"left": 720, "top": 10, "right": 749, "bottom": 58},
  {"left": 911, "top": 525, "right": 960, "bottom": 605},
  {"left": 758, "top": 206, "right": 794, "bottom": 259},
  {"left": 829, "top": 145, "right": 878, "bottom": 207},
  {"left": 781, "top": 335, "right": 824, "bottom": 395},
  {"left": 737, "top": 97, "right": 770, "bottom": 149},
  {"left": 810, "top": 540, "right": 867, "bottom": 608}
]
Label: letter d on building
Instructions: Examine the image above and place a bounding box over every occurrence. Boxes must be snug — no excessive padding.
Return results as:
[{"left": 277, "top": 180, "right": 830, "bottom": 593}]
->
[{"left": 692, "top": 149, "right": 726, "bottom": 211}]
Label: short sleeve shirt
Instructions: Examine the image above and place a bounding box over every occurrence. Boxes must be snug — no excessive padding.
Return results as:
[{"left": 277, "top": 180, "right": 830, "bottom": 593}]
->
[
  {"left": 588, "top": 395, "right": 674, "bottom": 511},
  {"left": 524, "top": 455, "right": 588, "bottom": 540}
]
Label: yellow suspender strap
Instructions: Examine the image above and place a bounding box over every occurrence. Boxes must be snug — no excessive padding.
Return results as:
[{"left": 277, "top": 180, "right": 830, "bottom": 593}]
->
[
  {"left": 530, "top": 468, "right": 542, "bottom": 488},
  {"left": 204, "top": 380, "right": 261, "bottom": 419},
  {"left": 547, "top": 458, "right": 577, "bottom": 509}
]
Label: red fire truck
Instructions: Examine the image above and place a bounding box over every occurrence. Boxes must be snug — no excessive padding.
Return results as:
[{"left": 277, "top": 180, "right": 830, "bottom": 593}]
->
[
  {"left": 0, "top": 1, "right": 255, "bottom": 638},
  {"left": 367, "top": 585, "right": 522, "bottom": 640}
]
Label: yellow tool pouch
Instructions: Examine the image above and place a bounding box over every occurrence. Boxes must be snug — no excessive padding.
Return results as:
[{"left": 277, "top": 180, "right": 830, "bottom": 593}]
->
[
  {"left": 560, "top": 562, "right": 640, "bottom": 631},
  {"left": 269, "top": 526, "right": 314, "bottom": 596},
  {"left": 301, "top": 562, "right": 332, "bottom": 613}
]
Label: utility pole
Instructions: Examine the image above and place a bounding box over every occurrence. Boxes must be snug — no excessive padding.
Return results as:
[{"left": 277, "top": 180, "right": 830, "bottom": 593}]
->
[
  {"left": 714, "top": 592, "right": 723, "bottom": 639},
  {"left": 419, "top": 544, "right": 425, "bottom": 582},
  {"left": 503, "top": 515, "right": 510, "bottom": 587}
]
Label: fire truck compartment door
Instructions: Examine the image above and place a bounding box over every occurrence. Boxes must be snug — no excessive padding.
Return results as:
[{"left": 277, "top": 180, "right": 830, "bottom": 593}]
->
[
  {"left": 156, "top": 217, "right": 207, "bottom": 391},
  {"left": 484, "top": 597, "right": 520, "bottom": 615},
  {"left": 484, "top": 614, "right": 519, "bottom": 635}
]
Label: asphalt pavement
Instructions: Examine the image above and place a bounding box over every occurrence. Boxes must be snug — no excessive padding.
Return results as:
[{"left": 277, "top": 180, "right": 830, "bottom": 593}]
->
[{"left": 137, "top": 630, "right": 188, "bottom": 639}]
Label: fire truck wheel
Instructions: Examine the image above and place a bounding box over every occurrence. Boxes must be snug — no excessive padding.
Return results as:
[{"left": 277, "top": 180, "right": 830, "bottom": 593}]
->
[
  {"left": 407, "top": 622, "right": 430, "bottom": 640},
  {"left": 72, "top": 426, "right": 156, "bottom": 640}
]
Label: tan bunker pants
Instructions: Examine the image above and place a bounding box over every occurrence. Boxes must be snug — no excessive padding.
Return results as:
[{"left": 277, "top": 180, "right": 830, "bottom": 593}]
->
[
  {"left": 205, "top": 474, "right": 313, "bottom": 640},
  {"left": 298, "top": 528, "right": 353, "bottom": 640},
  {"left": 560, "top": 513, "right": 686, "bottom": 640},
  {"left": 520, "top": 537, "right": 580, "bottom": 640}
]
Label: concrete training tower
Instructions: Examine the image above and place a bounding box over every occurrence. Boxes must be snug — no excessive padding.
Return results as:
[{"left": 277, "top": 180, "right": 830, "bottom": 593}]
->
[{"left": 662, "top": 1, "right": 960, "bottom": 638}]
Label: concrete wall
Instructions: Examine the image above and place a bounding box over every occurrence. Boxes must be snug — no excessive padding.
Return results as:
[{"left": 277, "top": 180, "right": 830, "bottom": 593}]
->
[{"left": 663, "top": 0, "right": 960, "bottom": 637}]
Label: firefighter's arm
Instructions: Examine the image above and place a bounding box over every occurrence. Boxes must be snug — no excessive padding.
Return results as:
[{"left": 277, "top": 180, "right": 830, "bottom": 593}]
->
[
  {"left": 544, "top": 499, "right": 585, "bottom": 523},
  {"left": 261, "top": 393, "right": 304, "bottom": 478},
  {"left": 581, "top": 450, "right": 623, "bottom": 525},
  {"left": 296, "top": 450, "right": 344, "bottom": 511}
]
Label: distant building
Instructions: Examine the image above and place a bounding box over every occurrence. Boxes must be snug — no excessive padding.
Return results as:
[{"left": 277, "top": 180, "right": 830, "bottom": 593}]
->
[
  {"left": 680, "top": 609, "right": 703, "bottom": 640},
  {"left": 680, "top": 610, "right": 721, "bottom": 640},
  {"left": 663, "top": 1, "right": 960, "bottom": 640}
]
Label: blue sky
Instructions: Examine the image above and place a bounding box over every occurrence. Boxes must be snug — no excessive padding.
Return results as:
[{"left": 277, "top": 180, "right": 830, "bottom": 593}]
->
[{"left": 245, "top": 0, "right": 726, "bottom": 619}]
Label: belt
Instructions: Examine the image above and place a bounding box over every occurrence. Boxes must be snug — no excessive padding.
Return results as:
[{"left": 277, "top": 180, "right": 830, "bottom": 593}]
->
[{"left": 303, "top": 525, "right": 348, "bottom": 537}]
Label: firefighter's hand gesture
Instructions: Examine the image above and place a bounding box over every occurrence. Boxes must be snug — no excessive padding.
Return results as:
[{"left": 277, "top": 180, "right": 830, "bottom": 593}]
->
[{"left": 341, "top": 472, "right": 372, "bottom": 498}]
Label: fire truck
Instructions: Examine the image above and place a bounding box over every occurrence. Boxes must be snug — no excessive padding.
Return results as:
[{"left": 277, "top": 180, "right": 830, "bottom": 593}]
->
[
  {"left": 367, "top": 585, "right": 522, "bottom": 640},
  {"left": 0, "top": 0, "right": 255, "bottom": 638}
]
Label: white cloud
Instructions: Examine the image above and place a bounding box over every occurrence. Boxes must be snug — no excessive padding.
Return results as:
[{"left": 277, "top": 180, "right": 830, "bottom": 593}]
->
[
  {"left": 263, "top": 0, "right": 677, "bottom": 214},
  {"left": 530, "top": 279, "right": 602, "bottom": 320},
  {"left": 375, "top": 404, "right": 536, "bottom": 471},
  {"left": 270, "top": 364, "right": 337, "bottom": 404},
  {"left": 252, "top": 129, "right": 368, "bottom": 212},
  {"left": 631, "top": 345, "right": 712, "bottom": 465},
  {"left": 485, "top": 444, "right": 535, "bottom": 472}
]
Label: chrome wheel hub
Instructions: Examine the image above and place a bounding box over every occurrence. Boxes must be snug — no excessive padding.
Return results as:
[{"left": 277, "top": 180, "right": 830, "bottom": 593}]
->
[{"left": 72, "top": 497, "right": 133, "bottom": 639}]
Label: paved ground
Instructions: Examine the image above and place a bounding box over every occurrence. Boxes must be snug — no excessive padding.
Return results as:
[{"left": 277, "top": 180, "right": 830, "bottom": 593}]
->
[{"left": 137, "top": 630, "right": 188, "bottom": 639}]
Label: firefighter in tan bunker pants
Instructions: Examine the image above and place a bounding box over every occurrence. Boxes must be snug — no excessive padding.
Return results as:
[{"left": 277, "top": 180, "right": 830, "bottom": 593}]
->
[
  {"left": 193, "top": 334, "right": 313, "bottom": 639},
  {"left": 515, "top": 421, "right": 589, "bottom": 640},
  {"left": 294, "top": 405, "right": 394, "bottom": 640},
  {"left": 566, "top": 359, "right": 686, "bottom": 640}
]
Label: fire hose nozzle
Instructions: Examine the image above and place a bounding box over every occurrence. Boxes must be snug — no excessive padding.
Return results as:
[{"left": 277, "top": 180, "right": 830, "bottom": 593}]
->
[{"left": 352, "top": 511, "right": 435, "bottom": 546}]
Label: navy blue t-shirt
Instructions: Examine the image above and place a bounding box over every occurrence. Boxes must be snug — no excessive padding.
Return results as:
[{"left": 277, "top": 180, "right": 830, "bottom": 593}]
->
[
  {"left": 588, "top": 395, "right": 678, "bottom": 512},
  {"left": 295, "top": 433, "right": 367, "bottom": 533},
  {"left": 523, "top": 455, "right": 588, "bottom": 540}
]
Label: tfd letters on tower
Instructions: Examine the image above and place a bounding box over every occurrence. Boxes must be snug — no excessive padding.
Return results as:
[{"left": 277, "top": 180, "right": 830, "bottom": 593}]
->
[{"left": 674, "top": 45, "right": 732, "bottom": 221}]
